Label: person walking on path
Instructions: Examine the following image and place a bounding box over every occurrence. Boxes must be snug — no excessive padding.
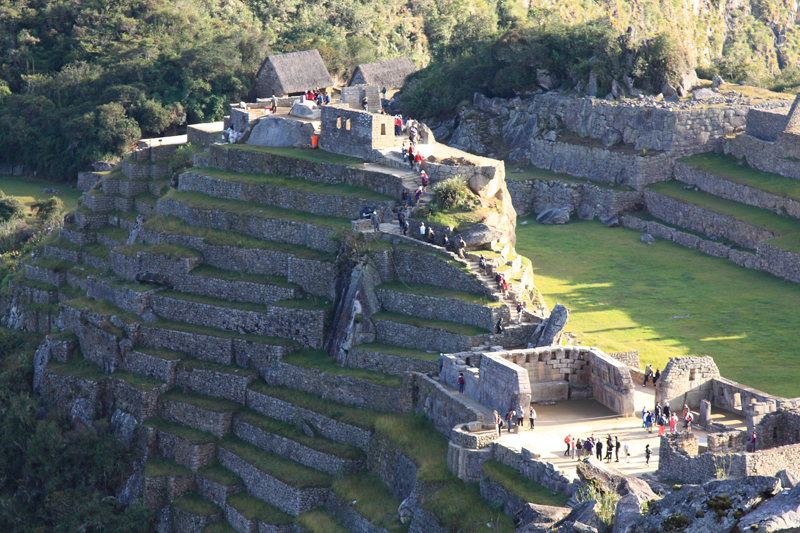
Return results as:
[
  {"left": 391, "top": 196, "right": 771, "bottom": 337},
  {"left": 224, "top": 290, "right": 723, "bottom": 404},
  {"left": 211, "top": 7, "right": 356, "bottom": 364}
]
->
[
  {"left": 414, "top": 188, "right": 422, "bottom": 205},
  {"left": 370, "top": 211, "right": 380, "bottom": 232},
  {"left": 664, "top": 403, "right": 671, "bottom": 419},
  {"left": 571, "top": 437, "right": 577, "bottom": 459},
  {"left": 414, "top": 152, "right": 423, "bottom": 172},
  {"left": 642, "top": 406, "right": 648, "bottom": 429},
  {"left": 395, "top": 115, "right": 403, "bottom": 136},
  {"left": 584, "top": 439, "right": 594, "bottom": 459},
  {"left": 516, "top": 406, "right": 525, "bottom": 429},
  {"left": 517, "top": 302, "right": 524, "bottom": 324},
  {"left": 401, "top": 220, "right": 408, "bottom": 236},
  {"left": 505, "top": 410, "right": 513, "bottom": 434},
  {"left": 495, "top": 317, "right": 504, "bottom": 334},
  {"left": 624, "top": 441, "right": 631, "bottom": 463},
  {"left": 605, "top": 435, "right": 613, "bottom": 462},
  {"left": 420, "top": 170, "right": 429, "bottom": 192},
  {"left": 529, "top": 406, "right": 536, "bottom": 429},
  {"left": 456, "top": 235, "right": 466, "bottom": 258},
  {"left": 645, "top": 444, "right": 652, "bottom": 466},
  {"left": 595, "top": 439, "right": 603, "bottom": 461},
  {"left": 457, "top": 373, "right": 464, "bottom": 394},
  {"left": 614, "top": 437, "right": 621, "bottom": 462},
  {"left": 479, "top": 256, "right": 486, "bottom": 273},
  {"left": 658, "top": 414, "right": 666, "bottom": 436},
  {"left": 644, "top": 364, "right": 653, "bottom": 386},
  {"left": 669, "top": 413, "right": 677, "bottom": 433},
  {"left": 564, "top": 435, "right": 572, "bottom": 456},
  {"left": 576, "top": 439, "right": 583, "bottom": 459},
  {"left": 408, "top": 147, "right": 415, "bottom": 169},
  {"left": 685, "top": 411, "right": 693, "bottom": 432},
  {"left": 654, "top": 368, "right": 661, "bottom": 386},
  {"left": 418, "top": 221, "right": 425, "bottom": 237},
  {"left": 494, "top": 410, "right": 501, "bottom": 437}
]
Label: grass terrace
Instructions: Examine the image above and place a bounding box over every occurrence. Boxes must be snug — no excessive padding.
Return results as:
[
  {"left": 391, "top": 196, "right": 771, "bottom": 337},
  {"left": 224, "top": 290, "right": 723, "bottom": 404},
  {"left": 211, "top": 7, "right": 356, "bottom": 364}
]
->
[
  {"left": 503, "top": 161, "right": 633, "bottom": 190},
  {"left": 418, "top": 205, "right": 500, "bottom": 233},
  {"left": 227, "top": 492, "right": 294, "bottom": 525},
  {"left": 172, "top": 493, "right": 222, "bottom": 516},
  {"left": 516, "top": 217, "right": 800, "bottom": 396},
  {"left": 197, "top": 461, "right": 244, "bottom": 487},
  {"left": 247, "top": 381, "right": 382, "bottom": 430},
  {"left": 115, "top": 242, "right": 202, "bottom": 260},
  {"left": 144, "top": 456, "right": 192, "bottom": 478},
  {"left": 648, "top": 181, "right": 800, "bottom": 249},
  {"left": 144, "top": 419, "right": 218, "bottom": 444},
  {"left": 46, "top": 357, "right": 107, "bottom": 382},
  {"left": 113, "top": 370, "right": 166, "bottom": 392},
  {"left": 377, "top": 280, "right": 499, "bottom": 306},
  {"left": 62, "top": 296, "right": 142, "bottom": 325},
  {"left": 143, "top": 215, "right": 336, "bottom": 262},
  {"left": 221, "top": 144, "right": 365, "bottom": 168},
  {"left": 482, "top": 461, "right": 570, "bottom": 507},
  {"left": 424, "top": 478, "right": 513, "bottom": 533},
  {"left": 234, "top": 409, "right": 365, "bottom": 460},
  {"left": 219, "top": 435, "right": 333, "bottom": 488},
  {"left": 189, "top": 265, "right": 300, "bottom": 289},
  {"left": 132, "top": 346, "right": 183, "bottom": 360},
  {"left": 331, "top": 472, "right": 409, "bottom": 533},
  {"left": 161, "top": 190, "right": 353, "bottom": 231},
  {"left": 296, "top": 510, "right": 350, "bottom": 533},
  {"left": 371, "top": 311, "right": 490, "bottom": 336},
  {"left": 680, "top": 153, "right": 800, "bottom": 201},
  {"left": 135, "top": 191, "right": 159, "bottom": 207},
  {"left": 159, "top": 389, "right": 241, "bottom": 412},
  {"left": 351, "top": 342, "right": 440, "bottom": 361},
  {"left": 179, "top": 357, "right": 259, "bottom": 377},
  {"left": 282, "top": 349, "right": 404, "bottom": 388},
  {"left": 391, "top": 242, "right": 472, "bottom": 275},
  {"left": 374, "top": 413, "right": 450, "bottom": 483},
  {"left": 148, "top": 318, "right": 299, "bottom": 346},
  {"left": 191, "top": 167, "right": 394, "bottom": 202}
]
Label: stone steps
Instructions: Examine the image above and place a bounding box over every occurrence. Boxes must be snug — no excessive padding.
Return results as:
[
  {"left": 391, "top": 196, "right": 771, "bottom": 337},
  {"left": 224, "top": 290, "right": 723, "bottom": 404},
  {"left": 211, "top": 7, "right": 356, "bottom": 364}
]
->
[
  {"left": 158, "top": 389, "right": 242, "bottom": 439},
  {"left": 231, "top": 409, "right": 366, "bottom": 477},
  {"left": 216, "top": 436, "right": 332, "bottom": 517}
]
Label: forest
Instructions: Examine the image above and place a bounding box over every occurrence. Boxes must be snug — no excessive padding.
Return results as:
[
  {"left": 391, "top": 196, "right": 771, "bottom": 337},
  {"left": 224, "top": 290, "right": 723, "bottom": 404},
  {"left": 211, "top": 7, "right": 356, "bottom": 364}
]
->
[{"left": 0, "top": 0, "right": 799, "bottom": 177}]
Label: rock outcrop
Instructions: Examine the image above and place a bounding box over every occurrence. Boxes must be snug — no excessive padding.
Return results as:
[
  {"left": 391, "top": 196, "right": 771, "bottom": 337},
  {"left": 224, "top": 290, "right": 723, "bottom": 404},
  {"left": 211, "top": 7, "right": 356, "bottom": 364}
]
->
[
  {"left": 530, "top": 304, "right": 570, "bottom": 347},
  {"left": 576, "top": 457, "right": 659, "bottom": 502}
]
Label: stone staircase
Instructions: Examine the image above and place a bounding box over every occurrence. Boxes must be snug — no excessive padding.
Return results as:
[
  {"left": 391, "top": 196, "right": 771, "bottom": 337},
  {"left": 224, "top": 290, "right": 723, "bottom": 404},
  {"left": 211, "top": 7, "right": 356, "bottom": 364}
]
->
[{"left": 15, "top": 143, "right": 533, "bottom": 533}]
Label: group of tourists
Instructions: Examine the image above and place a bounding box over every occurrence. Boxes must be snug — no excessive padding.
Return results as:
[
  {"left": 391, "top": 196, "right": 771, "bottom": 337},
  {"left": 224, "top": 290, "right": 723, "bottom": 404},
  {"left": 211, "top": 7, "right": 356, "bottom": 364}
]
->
[
  {"left": 303, "top": 89, "right": 330, "bottom": 107},
  {"left": 564, "top": 434, "right": 652, "bottom": 466},
  {"left": 493, "top": 406, "right": 537, "bottom": 434},
  {"left": 223, "top": 125, "right": 242, "bottom": 144},
  {"left": 643, "top": 364, "right": 661, "bottom": 386}
]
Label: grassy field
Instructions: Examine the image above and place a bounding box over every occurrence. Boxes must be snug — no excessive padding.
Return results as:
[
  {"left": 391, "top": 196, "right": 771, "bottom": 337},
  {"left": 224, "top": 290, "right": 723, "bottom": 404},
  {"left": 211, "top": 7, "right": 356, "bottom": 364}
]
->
[
  {"left": 515, "top": 217, "right": 800, "bottom": 397},
  {"left": 222, "top": 144, "right": 365, "bottom": 168},
  {"left": 0, "top": 175, "right": 82, "bottom": 214}
]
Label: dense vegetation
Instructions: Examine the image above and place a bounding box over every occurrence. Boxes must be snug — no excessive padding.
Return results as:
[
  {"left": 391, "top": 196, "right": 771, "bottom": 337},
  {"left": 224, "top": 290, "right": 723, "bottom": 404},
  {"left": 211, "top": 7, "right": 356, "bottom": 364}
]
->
[
  {"left": 0, "top": 330, "right": 153, "bottom": 532},
  {"left": 2, "top": 0, "right": 800, "bottom": 178}
]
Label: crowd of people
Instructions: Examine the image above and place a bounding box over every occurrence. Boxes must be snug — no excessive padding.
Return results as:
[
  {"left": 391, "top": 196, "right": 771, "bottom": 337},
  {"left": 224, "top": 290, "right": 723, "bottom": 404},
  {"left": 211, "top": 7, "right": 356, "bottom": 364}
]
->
[{"left": 493, "top": 406, "right": 537, "bottom": 434}]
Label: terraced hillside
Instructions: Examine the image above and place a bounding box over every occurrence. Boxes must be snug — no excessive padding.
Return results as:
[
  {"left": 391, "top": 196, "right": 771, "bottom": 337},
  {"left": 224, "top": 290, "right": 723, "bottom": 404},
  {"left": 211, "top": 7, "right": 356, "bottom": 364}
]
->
[{"left": 2, "top": 140, "right": 546, "bottom": 533}]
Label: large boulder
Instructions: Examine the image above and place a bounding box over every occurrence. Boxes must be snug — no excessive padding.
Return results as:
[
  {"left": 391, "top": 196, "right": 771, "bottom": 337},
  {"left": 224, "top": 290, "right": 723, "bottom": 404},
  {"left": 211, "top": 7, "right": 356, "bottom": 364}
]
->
[
  {"left": 557, "top": 499, "right": 608, "bottom": 533},
  {"left": 289, "top": 101, "right": 321, "bottom": 119},
  {"left": 70, "top": 398, "right": 95, "bottom": 428},
  {"left": 537, "top": 207, "right": 570, "bottom": 225},
  {"left": 712, "top": 75, "right": 725, "bottom": 89},
  {"left": 613, "top": 494, "right": 644, "bottom": 533},
  {"left": 576, "top": 457, "right": 659, "bottom": 502},
  {"left": 588, "top": 72, "right": 598, "bottom": 97},
  {"left": 515, "top": 503, "right": 571, "bottom": 528},
  {"left": 530, "top": 304, "right": 570, "bottom": 347},
  {"left": 637, "top": 476, "right": 780, "bottom": 533},
  {"left": 577, "top": 203, "right": 596, "bottom": 221},
  {"left": 677, "top": 69, "right": 700, "bottom": 95},
  {"left": 111, "top": 409, "right": 139, "bottom": 450},
  {"left": 537, "top": 69, "right": 560, "bottom": 91},
  {"left": 778, "top": 469, "right": 800, "bottom": 490},
  {"left": 247, "top": 115, "right": 310, "bottom": 147},
  {"left": 453, "top": 223, "right": 501, "bottom": 249},
  {"left": 32, "top": 338, "right": 52, "bottom": 394},
  {"left": 737, "top": 482, "right": 800, "bottom": 532},
  {"left": 661, "top": 82, "right": 678, "bottom": 98},
  {"left": 692, "top": 88, "right": 716, "bottom": 101}
]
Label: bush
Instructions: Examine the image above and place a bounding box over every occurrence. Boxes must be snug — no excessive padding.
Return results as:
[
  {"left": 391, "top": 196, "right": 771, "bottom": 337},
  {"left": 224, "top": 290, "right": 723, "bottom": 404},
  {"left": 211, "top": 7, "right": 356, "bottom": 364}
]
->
[
  {"left": 0, "top": 196, "right": 24, "bottom": 223},
  {"left": 433, "top": 177, "right": 472, "bottom": 210},
  {"left": 31, "top": 197, "right": 64, "bottom": 222}
]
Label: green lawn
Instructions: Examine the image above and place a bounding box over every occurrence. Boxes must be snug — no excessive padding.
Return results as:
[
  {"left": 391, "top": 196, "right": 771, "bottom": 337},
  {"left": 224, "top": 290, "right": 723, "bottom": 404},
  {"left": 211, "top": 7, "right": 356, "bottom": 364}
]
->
[
  {"left": 282, "top": 349, "right": 403, "bottom": 388},
  {"left": 0, "top": 175, "right": 83, "bottom": 214},
  {"left": 516, "top": 217, "right": 800, "bottom": 396},
  {"left": 679, "top": 153, "right": 800, "bottom": 201},
  {"left": 482, "top": 461, "right": 570, "bottom": 507},
  {"left": 221, "top": 144, "right": 365, "bottom": 168},
  {"left": 192, "top": 167, "right": 394, "bottom": 202},
  {"left": 331, "top": 472, "right": 409, "bottom": 533}
]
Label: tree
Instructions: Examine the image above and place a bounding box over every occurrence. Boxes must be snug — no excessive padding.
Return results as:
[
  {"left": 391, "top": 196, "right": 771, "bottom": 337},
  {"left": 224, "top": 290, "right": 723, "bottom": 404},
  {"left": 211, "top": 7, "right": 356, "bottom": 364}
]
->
[
  {"left": 31, "top": 197, "right": 63, "bottom": 222},
  {"left": 0, "top": 197, "right": 24, "bottom": 223}
]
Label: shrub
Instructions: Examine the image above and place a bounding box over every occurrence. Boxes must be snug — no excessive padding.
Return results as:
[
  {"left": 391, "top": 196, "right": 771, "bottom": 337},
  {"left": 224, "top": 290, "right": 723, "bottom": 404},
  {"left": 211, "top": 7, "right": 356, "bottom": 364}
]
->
[
  {"left": 433, "top": 177, "right": 472, "bottom": 210},
  {"left": 31, "top": 197, "right": 64, "bottom": 222},
  {"left": 0, "top": 196, "right": 24, "bottom": 223},
  {"left": 662, "top": 514, "right": 690, "bottom": 530},
  {"left": 575, "top": 481, "right": 619, "bottom": 526}
]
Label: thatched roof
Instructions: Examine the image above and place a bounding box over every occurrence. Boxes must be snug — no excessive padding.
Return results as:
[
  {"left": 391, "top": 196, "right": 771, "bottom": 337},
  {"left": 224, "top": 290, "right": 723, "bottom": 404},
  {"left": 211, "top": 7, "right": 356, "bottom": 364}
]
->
[
  {"left": 257, "top": 50, "right": 333, "bottom": 96},
  {"left": 349, "top": 57, "right": 417, "bottom": 90}
]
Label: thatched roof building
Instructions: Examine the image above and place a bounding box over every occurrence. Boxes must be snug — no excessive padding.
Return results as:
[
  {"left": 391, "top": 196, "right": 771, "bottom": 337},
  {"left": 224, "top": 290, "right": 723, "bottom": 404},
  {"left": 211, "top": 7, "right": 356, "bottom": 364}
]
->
[
  {"left": 349, "top": 57, "right": 417, "bottom": 90},
  {"left": 256, "top": 50, "right": 334, "bottom": 98}
]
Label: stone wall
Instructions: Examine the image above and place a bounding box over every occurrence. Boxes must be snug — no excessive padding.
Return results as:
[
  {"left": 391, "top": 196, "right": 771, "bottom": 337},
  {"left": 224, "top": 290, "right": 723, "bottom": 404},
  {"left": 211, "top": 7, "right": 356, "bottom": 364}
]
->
[
  {"left": 149, "top": 294, "right": 327, "bottom": 348},
  {"left": 388, "top": 247, "right": 490, "bottom": 296},
  {"left": 644, "top": 189, "right": 778, "bottom": 246},
  {"left": 159, "top": 396, "right": 231, "bottom": 438},
  {"left": 656, "top": 356, "right": 720, "bottom": 412},
  {"left": 151, "top": 427, "right": 216, "bottom": 471},
  {"left": 178, "top": 171, "right": 396, "bottom": 220},
  {"left": 493, "top": 442, "right": 579, "bottom": 496},
  {"left": 411, "top": 373, "right": 487, "bottom": 438},
  {"left": 157, "top": 196, "right": 339, "bottom": 253},
  {"left": 675, "top": 161, "right": 800, "bottom": 219},
  {"left": 657, "top": 432, "right": 747, "bottom": 484},
  {"left": 478, "top": 354, "right": 532, "bottom": 415},
  {"left": 319, "top": 105, "right": 397, "bottom": 160},
  {"left": 530, "top": 139, "right": 673, "bottom": 191},
  {"left": 26, "top": 264, "right": 66, "bottom": 287},
  {"left": 77, "top": 171, "right": 102, "bottom": 192},
  {"left": 745, "top": 108, "right": 789, "bottom": 142},
  {"left": 374, "top": 317, "right": 489, "bottom": 353},
  {"left": 505, "top": 177, "right": 642, "bottom": 217},
  {"left": 259, "top": 361, "right": 411, "bottom": 414},
  {"left": 340, "top": 85, "right": 382, "bottom": 114},
  {"left": 729, "top": 134, "right": 800, "bottom": 180},
  {"left": 608, "top": 350, "right": 640, "bottom": 368},
  {"left": 342, "top": 346, "right": 438, "bottom": 376},
  {"left": 375, "top": 287, "right": 504, "bottom": 330},
  {"left": 173, "top": 273, "right": 299, "bottom": 305},
  {"left": 176, "top": 365, "right": 256, "bottom": 405},
  {"left": 246, "top": 387, "right": 372, "bottom": 451},
  {"left": 287, "top": 257, "right": 336, "bottom": 299},
  {"left": 187, "top": 123, "right": 224, "bottom": 146},
  {"left": 755, "top": 243, "right": 800, "bottom": 283},
  {"left": 366, "top": 432, "right": 418, "bottom": 500},
  {"left": 479, "top": 475, "right": 528, "bottom": 519}
]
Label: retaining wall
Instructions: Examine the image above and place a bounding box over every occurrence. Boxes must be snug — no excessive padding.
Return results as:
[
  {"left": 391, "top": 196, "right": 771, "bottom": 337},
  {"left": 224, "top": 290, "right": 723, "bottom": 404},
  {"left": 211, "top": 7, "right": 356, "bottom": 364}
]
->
[
  {"left": 505, "top": 177, "right": 642, "bottom": 217},
  {"left": 376, "top": 287, "right": 503, "bottom": 330}
]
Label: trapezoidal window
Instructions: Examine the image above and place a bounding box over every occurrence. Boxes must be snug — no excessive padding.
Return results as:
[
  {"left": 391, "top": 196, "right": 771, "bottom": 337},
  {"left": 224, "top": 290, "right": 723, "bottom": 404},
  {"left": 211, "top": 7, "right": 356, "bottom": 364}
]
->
[
  {"left": 689, "top": 369, "right": 696, "bottom": 381},
  {"left": 381, "top": 123, "right": 386, "bottom": 136},
  {"left": 346, "top": 118, "right": 351, "bottom": 131},
  {"left": 336, "top": 116, "right": 342, "bottom": 129}
]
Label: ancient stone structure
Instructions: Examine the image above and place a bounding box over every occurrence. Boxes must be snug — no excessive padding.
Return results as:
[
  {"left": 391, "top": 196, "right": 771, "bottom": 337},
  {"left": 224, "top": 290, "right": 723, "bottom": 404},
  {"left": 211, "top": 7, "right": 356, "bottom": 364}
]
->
[{"left": 318, "top": 105, "right": 397, "bottom": 159}]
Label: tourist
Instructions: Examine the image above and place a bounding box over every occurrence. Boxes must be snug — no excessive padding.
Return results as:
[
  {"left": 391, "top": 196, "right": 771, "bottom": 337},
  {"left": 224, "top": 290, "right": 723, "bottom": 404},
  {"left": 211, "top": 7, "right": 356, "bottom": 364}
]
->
[
  {"left": 395, "top": 115, "right": 403, "bottom": 136},
  {"left": 644, "top": 364, "right": 653, "bottom": 386},
  {"left": 371, "top": 211, "right": 380, "bottom": 232},
  {"left": 505, "top": 410, "right": 514, "bottom": 433},
  {"left": 682, "top": 404, "right": 689, "bottom": 419},
  {"left": 479, "top": 256, "right": 486, "bottom": 273},
  {"left": 361, "top": 95, "right": 369, "bottom": 111},
  {"left": 402, "top": 142, "right": 408, "bottom": 162},
  {"left": 669, "top": 413, "right": 678, "bottom": 433},
  {"left": 584, "top": 438, "right": 594, "bottom": 458},
  {"left": 615, "top": 436, "right": 621, "bottom": 462},
  {"left": 401, "top": 220, "right": 409, "bottom": 235},
  {"left": 658, "top": 413, "right": 666, "bottom": 436},
  {"left": 596, "top": 438, "right": 603, "bottom": 460},
  {"left": 624, "top": 441, "right": 631, "bottom": 463},
  {"left": 420, "top": 170, "right": 429, "bottom": 192},
  {"left": 654, "top": 368, "right": 661, "bottom": 386},
  {"left": 401, "top": 189, "right": 408, "bottom": 206},
  {"left": 418, "top": 221, "right": 425, "bottom": 236},
  {"left": 655, "top": 402, "right": 662, "bottom": 421},
  {"left": 664, "top": 403, "right": 671, "bottom": 419},
  {"left": 325, "top": 93, "right": 331, "bottom": 105},
  {"left": 576, "top": 438, "right": 583, "bottom": 458},
  {"left": 517, "top": 302, "right": 524, "bottom": 323},
  {"left": 414, "top": 152, "right": 423, "bottom": 172},
  {"left": 317, "top": 93, "right": 323, "bottom": 106},
  {"left": 409, "top": 124, "right": 418, "bottom": 144},
  {"left": 605, "top": 435, "right": 613, "bottom": 462},
  {"left": 564, "top": 435, "right": 572, "bottom": 456},
  {"left": 751, "top": 431, "right": 757, "bottom": 451},
  {"left": 427, "top": 227, "right": 435, "bottom": 244},
  {"left": 456, "top": 236, "right": 466, "bottom": 258},
  {"left": 271, "top": 95, "right": 278, "bottom": 113},
  {"left": 494, "top": 410, "right": 502, "bottom": 437},
  {"left": 408, "top": 147, "right": 415, "bottom": 169},
  {"left": 685, "top": 411, "right": 693, "bottom": 432},
  {"left": 502, "top": 280, "right": 509, "bottom": 297},
  {"left": 646, "top": 411, "right": 653, "bottom": 433},
  {"left": 516, "top": 406, "right": 525, "bottom": 429},
  {"left": 645, "top": 444, "right": 652, "bottom": 466},
  {"left": 414, "top": 188, "right": 422, "bottom": 205},
  {"left": 642, "top": 406, "right": 647, "bottom": 428},
  {"left": 406, "top": 197, "right": 413, "bottom": 211},
  {"left": 457, "top": 372, "right": 465, "bottom": 394},
  {"left": 495, "top": 317, "right": 503, "bottom": 334},
  {"left": 529, "top": 405, "right": 536, "bottom": 429}
]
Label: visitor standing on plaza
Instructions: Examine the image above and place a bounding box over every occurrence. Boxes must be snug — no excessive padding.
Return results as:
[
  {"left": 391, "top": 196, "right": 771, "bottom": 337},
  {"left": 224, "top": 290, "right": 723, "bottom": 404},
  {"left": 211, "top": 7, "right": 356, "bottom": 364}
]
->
[
  {"left": 644, "top": 364, "right": 653, "bottom": 386},
  {"left": 505, "top": 410, "right": 513, "bottom": 433},
  {"left": 654, "top": 368, "right": 661, "bottom": 386},
  {"left": 605, "top": 435, "right": 613, "bottom": 462},
  {"left": 595, "top": 439, "right": 603, "bottom": 460},
  {"left": 614, "top": 436, "right": 621, "bottom": 462},
  {"left": 457, "top": 372, "right": 464, "bottom": 394},
  {"left": 645, "top": 444, "right": 652, "bottom": 466},
  {"left": 624, "top": 441, "right": 631, "bottom": 463},
  {"left": 516, "top": 406, "right": 525, "bottom": 429},
  {"left": 494, "top": 410, "right": 501, "bottom": 437},
  {"left": 584, "top": 438, "right": 594, "bottom": 458},
  {"left": 529, "top": 405, "right": 536, "bottom": 429},
  {"left": 564, "top": 435, "right": 572, "bottom": 456}
]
